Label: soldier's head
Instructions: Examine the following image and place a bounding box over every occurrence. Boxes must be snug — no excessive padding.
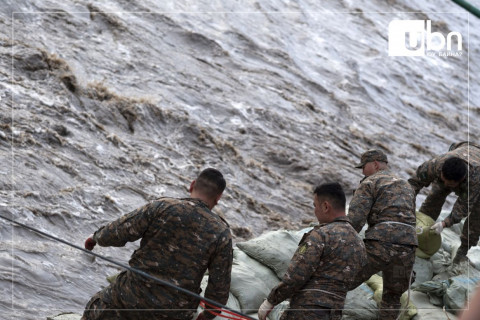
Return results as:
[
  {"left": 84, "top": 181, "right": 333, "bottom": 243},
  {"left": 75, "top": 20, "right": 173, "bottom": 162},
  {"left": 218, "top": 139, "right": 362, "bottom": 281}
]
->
[
  {"left": 441, "top": 157, "right": 467, "bottom": 188},
  {"left": 313, "top": 182, "right": 346, "bottom": 223},
  {"left": 355, "top": 149, "right": 388, "bottom": 177},
  {"left": 190, "top": 168, "right": 226, "bottom": 209}
]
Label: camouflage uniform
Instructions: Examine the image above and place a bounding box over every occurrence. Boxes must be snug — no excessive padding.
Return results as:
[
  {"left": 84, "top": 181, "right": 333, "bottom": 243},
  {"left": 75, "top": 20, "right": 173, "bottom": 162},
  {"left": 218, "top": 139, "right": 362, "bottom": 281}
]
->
[
  {"left": 408, "top": 142, "right": 480, "bottom": 258},
  {"left": 267, "top": 217, "right": 367, "bottom": 320},
  {"left": 82, "top": 197, "right": 233, "bottom": 320},
  {"left": 349, "top": 170, "right": 417, "bottom": 320}
]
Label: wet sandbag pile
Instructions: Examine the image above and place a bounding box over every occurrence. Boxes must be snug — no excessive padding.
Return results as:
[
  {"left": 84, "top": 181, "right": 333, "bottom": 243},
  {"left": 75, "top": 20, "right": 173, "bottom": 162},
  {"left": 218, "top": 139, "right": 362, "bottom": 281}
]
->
[{"left": 410, "top": 210, "right": 480, "bottom": 318}]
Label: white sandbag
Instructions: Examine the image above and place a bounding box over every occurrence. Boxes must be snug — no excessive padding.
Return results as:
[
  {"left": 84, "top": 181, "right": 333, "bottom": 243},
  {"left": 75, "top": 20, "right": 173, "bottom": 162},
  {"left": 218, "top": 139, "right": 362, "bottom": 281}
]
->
[
  {"left": 441, "top": 229, "right": 461, "bottom": 255},
  {"left": 342, "top": 283, "right": 378, "bottom": 320},
  {"left": 195, "top": 276, "right": 242, "bottom": 320},
  {"left": 294, "top": 227, "right": 313, "bottom": 240},
  {"left": 413, "top": 279, "right": 449, "bottom": 306},
  {"left": 444, "top": 276, "right": 480, "bottom": 312},
  {"left": 430, "top": 248, "right": 452, "bottom": 275},
  {"left": 230, "top": 249, "right": 280, "bottom": 313},
  {"left": 268, "top": 301, "right": 289, "bottom": 320},
  {"left": 412, "top": 256, "right": 434, "bottom": 288},
  {"left": 409, "top": 291, "right": 458, "bottom": 320},
  {"left": 467, "top": 246, "right": 480, "bottom": 271},
  {"left": 236, "top": 230, "right": 300, "bottom": 278},
  {"left": 438, "top": 210, "right": 464, "bottom": 236}
]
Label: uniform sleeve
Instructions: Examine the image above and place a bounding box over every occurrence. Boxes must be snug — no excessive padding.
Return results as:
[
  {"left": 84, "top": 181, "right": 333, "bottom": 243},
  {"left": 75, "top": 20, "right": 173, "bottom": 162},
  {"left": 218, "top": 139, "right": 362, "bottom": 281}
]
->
[
  {"left": 93, "top": 202, "right": 159, "bottom": 247},
  {"left": 348, "top": 180, "right": 375, "bottom": 233},
  {"left": 408, "top": 159, "right": 438, "bottom": 195},
  {"left": 203, "top": 230, "right": 233, "bottom": 319},
  {"left": 267, "top": 233, "right": 324, "bottom": 305},
  {"left": 443, "top": 198, "right": 468, "bottom": 227}
]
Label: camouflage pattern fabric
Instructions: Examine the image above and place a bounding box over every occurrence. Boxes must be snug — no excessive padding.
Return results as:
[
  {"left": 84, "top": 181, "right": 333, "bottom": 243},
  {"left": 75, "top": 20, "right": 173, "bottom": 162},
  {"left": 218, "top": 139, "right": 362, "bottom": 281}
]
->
[
  {"left": 349, "top": 170, "right": 418, "bottom": 246},
  {"left": 82, "top": 197, "right": 233, "bottom": 320},
  {"left": 350, "top": 240, "right": 416, "bottom": 320},
  {"left": 348, "top": 170, "right": 417, "bottom": 320},
  {"left": 267, "top": 217, "right": 367, "bottom": 318},
  {"left": 408, "top": 142, "right": 480, "bottom": 252},
  {"left": 280, "top": 304, "right": 343, "bottom": 320}
]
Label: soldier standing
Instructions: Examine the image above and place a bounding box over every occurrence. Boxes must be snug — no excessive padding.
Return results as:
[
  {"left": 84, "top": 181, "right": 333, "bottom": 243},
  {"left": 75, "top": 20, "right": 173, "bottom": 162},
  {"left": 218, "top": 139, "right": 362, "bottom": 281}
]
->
[
  {"left": 348, "top": 149, "right": 417, "bottom": 320},
  {"left": 81, "top": 168, "right": 232, "bottom": 320},
  {"left": 408, "top": 141, "right": 480, "bottom": 264},
  {"left": 258, "top": 182, "right": 367, "bottom": 320}
]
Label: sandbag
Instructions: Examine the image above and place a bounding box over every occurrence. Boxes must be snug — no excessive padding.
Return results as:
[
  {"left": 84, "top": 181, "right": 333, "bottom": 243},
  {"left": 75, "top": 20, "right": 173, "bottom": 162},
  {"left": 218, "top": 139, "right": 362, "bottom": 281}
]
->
[
  {"left": 467, "top": 246, "right": 480, "bottom": 271},
  {"left": 195, "top": 276, "right": 242, "bottom": 320},
  {"left": 430, "top": 248, "right": 452, "bottom": 275},
  {"left": 441, "top": 228, "right": 461, "bottom": 255},
  {"left": 412, "top": 280, "right": 449, "bottom": 306},
  {"left": 416, "top": 211, "right": 442, "bottom": 258},
  {"left": 236, "top": 230, "right": 301, "bottom": 278},
  {"left": 229, "top": 249, "right": 280, "bottom": 313},
  {"left": 444, "top": 276, "right": 480, "bottom": 313},
  {"left": 412, "top": 256, "right": 434, "bottom": 289},
  {"left": 342, "top": 283, "right": 378, "bottom": 320},
  {"left": 365, "top": 274, "right": 417, "bottom": 320}
]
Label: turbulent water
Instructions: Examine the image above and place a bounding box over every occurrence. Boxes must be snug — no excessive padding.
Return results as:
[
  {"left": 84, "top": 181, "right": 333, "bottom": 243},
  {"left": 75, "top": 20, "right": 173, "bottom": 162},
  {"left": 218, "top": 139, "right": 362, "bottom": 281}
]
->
[{"left": 0, "top": 0, "right": 479, "bottom": 319}]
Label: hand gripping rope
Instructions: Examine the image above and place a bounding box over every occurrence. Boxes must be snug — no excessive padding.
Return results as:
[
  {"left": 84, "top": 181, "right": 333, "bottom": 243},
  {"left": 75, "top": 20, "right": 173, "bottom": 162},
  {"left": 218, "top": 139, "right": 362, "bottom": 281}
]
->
[{"left": 0, "top": 213, "right": 254, "bottom": 320}]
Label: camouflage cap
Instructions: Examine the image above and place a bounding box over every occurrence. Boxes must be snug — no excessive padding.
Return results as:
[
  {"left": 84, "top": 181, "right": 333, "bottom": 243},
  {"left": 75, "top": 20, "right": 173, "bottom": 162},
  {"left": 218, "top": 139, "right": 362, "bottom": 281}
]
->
[{"left": 354, "top": 149, "right": 388, "bottom": 168}]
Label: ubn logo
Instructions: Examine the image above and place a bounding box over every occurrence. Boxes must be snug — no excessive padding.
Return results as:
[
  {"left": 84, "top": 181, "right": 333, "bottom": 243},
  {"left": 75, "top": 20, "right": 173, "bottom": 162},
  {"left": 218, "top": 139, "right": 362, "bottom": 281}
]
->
[{"left": 388, "top": 20, "right": 462, "bottom": 56}]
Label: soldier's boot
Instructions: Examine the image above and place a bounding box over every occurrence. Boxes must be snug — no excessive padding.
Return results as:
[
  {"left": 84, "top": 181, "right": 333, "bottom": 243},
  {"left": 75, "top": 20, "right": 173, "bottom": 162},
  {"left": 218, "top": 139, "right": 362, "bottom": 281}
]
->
[{"left": 452, "top": 245, "right": 469, "bottom": 265}]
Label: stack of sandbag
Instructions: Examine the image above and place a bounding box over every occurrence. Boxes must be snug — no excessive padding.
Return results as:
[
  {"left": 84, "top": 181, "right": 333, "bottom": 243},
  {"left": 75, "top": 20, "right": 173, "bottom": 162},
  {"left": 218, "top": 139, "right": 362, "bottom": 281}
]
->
[{"left": 196, "top": 229, "right": 306, "bottom": 320}]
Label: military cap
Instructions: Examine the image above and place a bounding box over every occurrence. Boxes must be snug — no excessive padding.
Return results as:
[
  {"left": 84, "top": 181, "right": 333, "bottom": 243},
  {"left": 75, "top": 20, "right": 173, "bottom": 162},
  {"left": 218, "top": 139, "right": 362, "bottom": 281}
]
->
[{"left": 355, "top": 149, "right": 388, "bottom": 168}]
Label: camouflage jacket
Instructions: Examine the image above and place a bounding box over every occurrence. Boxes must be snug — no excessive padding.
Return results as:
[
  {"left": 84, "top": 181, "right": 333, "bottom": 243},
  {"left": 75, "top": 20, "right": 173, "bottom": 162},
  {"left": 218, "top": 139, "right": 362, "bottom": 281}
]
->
[
  {"left": 408, "top": 142, "right": 480, "bottom": 227},
  {"left": 93, "top": 197, "right": 233, "bottom": 319},
  {"left": 267, "top": 217, "right": 367, "bottom": 309},
  {"left": 349, "top": 170, "right": 418, "bottom": 246}
]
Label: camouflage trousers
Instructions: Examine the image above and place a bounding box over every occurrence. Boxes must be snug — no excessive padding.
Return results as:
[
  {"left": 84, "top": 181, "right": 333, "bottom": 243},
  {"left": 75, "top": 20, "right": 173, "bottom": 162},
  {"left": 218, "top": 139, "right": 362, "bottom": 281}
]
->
[
  {"left": 420, "top": 182, "right": 480, "bottom": 254},
  {"left": 81, "top": 271, "right": 195, "bottom": 320},
  {"left": 280, "top": 304, "right": 342, "bottom": 320},
  {"left": 350, "top": 240, "right": 416, "bottom": 320}
]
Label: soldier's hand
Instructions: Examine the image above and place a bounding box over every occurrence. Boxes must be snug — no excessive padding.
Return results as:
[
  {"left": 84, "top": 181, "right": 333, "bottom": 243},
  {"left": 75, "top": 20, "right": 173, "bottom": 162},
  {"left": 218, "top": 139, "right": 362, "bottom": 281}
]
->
[
  {"left": 196, "top": 312, "right": 209, "bottom": 320},
  {"left": 85, "top": 234, "right": 96, "bottom": 250},
  {"left": 430, "top": 221, "right": 445, "bottom": 235},
  {"left": 258, "top": 299, "right": 274, "bottom": 320}
]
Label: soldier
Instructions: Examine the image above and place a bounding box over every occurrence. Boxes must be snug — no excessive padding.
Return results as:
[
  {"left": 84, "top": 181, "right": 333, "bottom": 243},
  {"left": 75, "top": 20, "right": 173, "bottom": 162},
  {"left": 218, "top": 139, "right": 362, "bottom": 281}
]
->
[
  {"left": 408, "top": 141, "right": 480, "bottom": 264},
  {"left": 81, "top": 168, "right": 232, "bottom": 320},
  {"left": 348, "top": 149, "right": 417, "bottom": 320},
  {"left": 258, "top": 182, "right": 367, "bottom": 320}
]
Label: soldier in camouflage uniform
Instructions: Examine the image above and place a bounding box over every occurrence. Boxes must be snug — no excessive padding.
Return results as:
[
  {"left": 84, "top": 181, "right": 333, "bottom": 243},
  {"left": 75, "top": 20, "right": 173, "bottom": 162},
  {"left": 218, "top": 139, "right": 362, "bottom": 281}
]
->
[
  {"left": 408, "top": 141, "right": 480, "bottom": 264},
  {"left": 81, "top": 168, "right": 233, "bottom": 320},
  {"left": 258, "top": 182, "right": 367, "bottom": 320},
  {"left": 348, "top": 149, "right": 417, "bottom": 320}
]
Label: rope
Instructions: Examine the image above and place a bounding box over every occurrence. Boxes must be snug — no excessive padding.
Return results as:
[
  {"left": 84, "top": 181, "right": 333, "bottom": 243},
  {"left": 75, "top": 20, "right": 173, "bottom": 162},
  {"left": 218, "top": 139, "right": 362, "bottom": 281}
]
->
[
  {"left": 395, "top": 266, "right": 415, "bottom": 320},
  {"left": 0, "top": 213, "right": 255, "bottom": 320}
]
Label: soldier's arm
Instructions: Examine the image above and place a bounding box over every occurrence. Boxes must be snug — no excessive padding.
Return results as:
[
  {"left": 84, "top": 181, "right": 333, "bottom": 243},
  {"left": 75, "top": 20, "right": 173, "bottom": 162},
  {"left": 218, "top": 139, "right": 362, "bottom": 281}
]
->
[
  {"left": 443, "top": 195, "right": 471, "bottom": 227},
  {"left": 267, "top": 233, "right": 323, "bottom": 305},
  {"left": 93, "top": 202, "right": 159, "bottom": 247},
  {"left": 348, "top": 180, "right": 374, "bottom": 233},
  {"left": 203, "top": 230, "right": 233, "bottom": 318},
  {"left": 408, "top": 159, "right": 438, "bottom": 195}
]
